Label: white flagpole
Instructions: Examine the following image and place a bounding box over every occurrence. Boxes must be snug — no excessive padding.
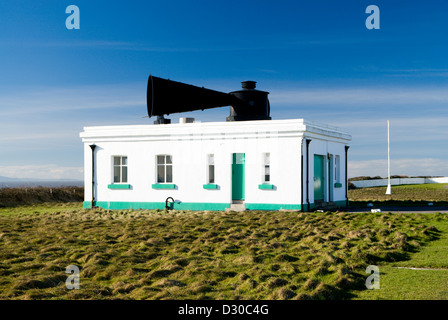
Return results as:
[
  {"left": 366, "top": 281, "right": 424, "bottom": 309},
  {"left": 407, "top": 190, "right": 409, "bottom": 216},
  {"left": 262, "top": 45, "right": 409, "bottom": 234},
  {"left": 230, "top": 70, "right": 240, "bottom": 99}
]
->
[{"left": 385, "top": 120, "right": 392, "bottom": 195}]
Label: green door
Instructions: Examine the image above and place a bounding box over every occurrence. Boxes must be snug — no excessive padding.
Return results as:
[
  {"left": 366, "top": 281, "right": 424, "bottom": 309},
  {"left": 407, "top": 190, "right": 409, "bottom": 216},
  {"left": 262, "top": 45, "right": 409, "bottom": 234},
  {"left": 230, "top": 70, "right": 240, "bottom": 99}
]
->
[
  {"left": 328, "top": 154, "right": 333, "bottom": 202},
  {"left": 232, "top": 153, "right": 245, "bottom": 200},
  {"left": 314, "top": 155, "right": 324, "bottom": 201}
]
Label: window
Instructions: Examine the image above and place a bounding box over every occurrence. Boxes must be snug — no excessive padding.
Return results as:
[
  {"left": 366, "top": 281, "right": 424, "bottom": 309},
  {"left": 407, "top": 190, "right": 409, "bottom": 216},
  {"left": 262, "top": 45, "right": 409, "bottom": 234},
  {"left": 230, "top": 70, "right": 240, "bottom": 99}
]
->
[
  {"left": 335, "top": 155, "right": 341, "bottom": 183},
  {"left": 113, "top": 156, "right": 128, "bottom": 183},
  {"left": 263, "top": 153, "right": 270, "bottom": 183},
  {"left": 207, "top": 154, "right": 215, "bottom": 184},
  {"left": 157, "top": 155, "right": 173, "bottom": 183}
]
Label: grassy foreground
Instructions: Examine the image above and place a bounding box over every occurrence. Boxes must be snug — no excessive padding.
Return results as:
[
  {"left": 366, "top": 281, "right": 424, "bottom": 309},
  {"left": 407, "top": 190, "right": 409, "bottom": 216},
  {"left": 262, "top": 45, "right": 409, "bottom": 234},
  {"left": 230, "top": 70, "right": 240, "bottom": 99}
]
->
[
  {"left": 0, "top": 203, "right": 445, "bottom": 300},
  {"left": 356, "top": 216, "right": 448, "bottom": 300}
]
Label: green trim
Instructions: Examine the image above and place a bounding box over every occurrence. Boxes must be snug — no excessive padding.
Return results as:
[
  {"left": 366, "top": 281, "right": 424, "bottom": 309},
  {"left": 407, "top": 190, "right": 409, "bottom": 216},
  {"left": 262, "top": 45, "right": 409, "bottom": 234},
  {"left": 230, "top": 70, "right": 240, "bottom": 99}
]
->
[
  {"left": 107, "top": 184, "right": 131, "bottom": 189},
  {"left": 203, "top": 184, "right": 218, "bottom": 189},
  {"left": 258, "top": 184, "right": 274, "bottom": 190},
  {"left": 334, "top": 200, "right": 348, "bottom": 206},
  {"left": 83, "top": 200, "right": 349, "bottom": 211},
  {"left": 334, "top": 183, "right": 343, "bottom": 188},
  {"left": 84, "top": 201, "right": 230, "bottom": 211},
  {"left": 245, "top": 203, "right": 301, "bottom": 210},
  {"left": 152, "top": 183, "right": 176, "bottom": 189}
]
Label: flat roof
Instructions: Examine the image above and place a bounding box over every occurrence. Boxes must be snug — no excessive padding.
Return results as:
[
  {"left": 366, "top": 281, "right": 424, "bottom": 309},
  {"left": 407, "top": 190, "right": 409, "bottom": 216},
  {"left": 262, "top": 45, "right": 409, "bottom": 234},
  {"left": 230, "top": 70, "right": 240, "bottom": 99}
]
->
[{"left": 80, "top": 118, "right": 351, "bottom": 143}]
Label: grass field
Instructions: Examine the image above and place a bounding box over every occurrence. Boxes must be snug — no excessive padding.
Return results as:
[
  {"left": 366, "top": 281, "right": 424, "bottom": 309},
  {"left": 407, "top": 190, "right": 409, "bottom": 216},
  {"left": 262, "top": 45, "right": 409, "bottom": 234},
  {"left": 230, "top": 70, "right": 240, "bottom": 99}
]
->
[
  {"left": 349, "top": 183, "right": 448, "bottom": 299},
  {"left": 0, "top": 202, "right": 446, "bottom": 300},
  {"left": 355, "top": 216, "right": 448, "bottom": 300},
  {"left": 1, "top": 184, "right": 447, "bottom": 300},
  {"left": 349, "top": 183, "right": 448, "bottom": 207}
]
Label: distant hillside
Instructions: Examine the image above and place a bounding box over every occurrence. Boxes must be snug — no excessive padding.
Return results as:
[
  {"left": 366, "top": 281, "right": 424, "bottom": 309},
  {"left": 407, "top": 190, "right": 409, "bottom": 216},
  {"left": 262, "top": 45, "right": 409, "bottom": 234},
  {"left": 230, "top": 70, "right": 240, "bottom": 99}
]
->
[
  {"left": 0, "top": 186, "right": 84, "bottom": 207},
  {"left": 0, "top": 176, "right": 81, "bottom": 182}
]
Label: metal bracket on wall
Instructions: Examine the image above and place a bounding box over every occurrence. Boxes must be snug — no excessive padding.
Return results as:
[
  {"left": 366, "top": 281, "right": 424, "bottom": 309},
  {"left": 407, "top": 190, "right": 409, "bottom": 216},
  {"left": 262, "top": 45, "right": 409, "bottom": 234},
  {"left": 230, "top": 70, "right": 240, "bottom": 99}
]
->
[{"left": 165, "top": 197, "right": 174, "bottom": 210}]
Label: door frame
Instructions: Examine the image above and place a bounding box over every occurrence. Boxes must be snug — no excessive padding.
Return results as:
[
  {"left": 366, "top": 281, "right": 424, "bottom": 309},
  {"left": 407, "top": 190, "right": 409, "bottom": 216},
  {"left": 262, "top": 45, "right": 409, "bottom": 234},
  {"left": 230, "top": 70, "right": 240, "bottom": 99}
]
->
[
  {"left": 231, "top": 153, "right": 245, "bottom": 201},
  {"left": 313, "top": 154, "right": 325, "bottom": 202},
  {"left": 328, "top": 153, "right": 333, "bottom": 202}
]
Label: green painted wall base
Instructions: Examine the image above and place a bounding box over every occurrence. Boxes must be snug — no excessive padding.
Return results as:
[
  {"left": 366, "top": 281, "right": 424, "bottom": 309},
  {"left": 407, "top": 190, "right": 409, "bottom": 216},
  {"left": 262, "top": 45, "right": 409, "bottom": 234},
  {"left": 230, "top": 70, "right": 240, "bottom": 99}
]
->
[
  {"left": 84, "top": 201, "right": 230, "bottom": 211},
  {"left": 334, "top": 200, "right": 348, "bottom": 207},
  {"left": 303, "top": 200, "right": 348, "bottom": 211},
  {"left": 245, "top": 203, "right": 301, "bottom": 210},
  {"left": 83, "top": 199, "right": 349, "bottom": 211}
]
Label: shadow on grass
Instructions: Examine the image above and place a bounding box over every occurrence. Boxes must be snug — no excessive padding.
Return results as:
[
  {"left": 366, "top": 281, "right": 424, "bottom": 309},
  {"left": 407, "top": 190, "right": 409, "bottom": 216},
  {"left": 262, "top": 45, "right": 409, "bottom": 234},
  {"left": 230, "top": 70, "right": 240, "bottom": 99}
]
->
[{"left": 348, "top": 228, "right": 443, "bottom": 298}]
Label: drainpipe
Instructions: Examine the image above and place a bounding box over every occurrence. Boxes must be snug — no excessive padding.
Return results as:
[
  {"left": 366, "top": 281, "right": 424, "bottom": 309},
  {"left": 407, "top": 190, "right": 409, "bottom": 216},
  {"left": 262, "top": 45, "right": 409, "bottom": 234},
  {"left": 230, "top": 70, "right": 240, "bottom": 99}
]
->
[
  {"left": 327, "top": 153, "right": 331, "bottom": 203},
  {"left": 300, "top": 138, "right": 304, "bottom": 212},
  {"left": 345, "top": 145, "right": 350, "bottom": 209},
  {"left": 305, "top": 139, "right": 312, "bottom": 212},
  {"left": 89, "top": 144, "right": 96, "bottom": 209}
]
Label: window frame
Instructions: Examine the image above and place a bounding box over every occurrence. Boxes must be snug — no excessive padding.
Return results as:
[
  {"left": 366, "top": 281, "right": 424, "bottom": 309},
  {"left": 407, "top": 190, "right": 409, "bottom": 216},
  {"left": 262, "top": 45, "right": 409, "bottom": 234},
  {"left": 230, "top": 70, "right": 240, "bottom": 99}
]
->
[
  {"left": 207, "top": 154, "right": 215, "bottom": 184},
  {"left": 334, "top": 155, "right": 341, "bottom": 184},
  {"left": 156, "top": 154, "right": 173, "bottom": 184},
  {"left": 112, "top": 155, "right": 128, "bottom": 184},
  {"left": 262, "top": 152, "right": 270, "bottom": 184}
]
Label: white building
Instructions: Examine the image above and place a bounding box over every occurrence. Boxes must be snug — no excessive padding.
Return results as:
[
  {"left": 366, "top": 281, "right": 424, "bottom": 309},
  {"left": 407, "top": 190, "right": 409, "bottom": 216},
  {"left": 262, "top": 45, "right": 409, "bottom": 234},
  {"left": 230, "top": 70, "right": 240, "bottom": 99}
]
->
[{"left": 80, "top": 118, "right": 351, "bottom": 211}]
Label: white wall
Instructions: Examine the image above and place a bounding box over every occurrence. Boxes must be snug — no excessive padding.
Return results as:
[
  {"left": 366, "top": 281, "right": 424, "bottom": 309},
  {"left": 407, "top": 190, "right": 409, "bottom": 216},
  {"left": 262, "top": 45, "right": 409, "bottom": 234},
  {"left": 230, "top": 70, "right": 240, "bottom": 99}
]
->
[
  {"left": 304, "top": 137, "right": 348, "bottom": 205},
  {"left": 427, "top": 177, "right": 448, "bottom": 184},
  {"left": 81, "top": 119, "right": 351, "bottom": 207},
  {"left": 85, "top": 132, "right": 302, "bottom": 205}
]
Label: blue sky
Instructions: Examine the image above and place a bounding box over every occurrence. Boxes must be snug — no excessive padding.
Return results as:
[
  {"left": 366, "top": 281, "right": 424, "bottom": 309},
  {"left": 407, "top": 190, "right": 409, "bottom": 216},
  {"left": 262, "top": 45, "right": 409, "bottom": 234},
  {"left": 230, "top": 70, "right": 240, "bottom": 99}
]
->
[{"left": 0, "top": 0, "right": 447, "bottom": 180}]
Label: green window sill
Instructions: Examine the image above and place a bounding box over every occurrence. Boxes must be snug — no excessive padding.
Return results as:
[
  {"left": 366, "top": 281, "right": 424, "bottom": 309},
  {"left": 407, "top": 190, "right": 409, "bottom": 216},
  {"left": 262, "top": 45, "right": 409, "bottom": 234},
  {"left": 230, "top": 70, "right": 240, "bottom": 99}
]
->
[
  {"left": 108, "top": 184, "right": 131, "bottom": 189},
  {"left": 203, "top": 184, "right": 218, "bottom": 189},
  {"left": 258, "top": 184, "right": 274, "bottom": 190},
  {"left": 334, "top": 183, "right": 342, "bottom": 188},
  {"left": 152, "top": 183, "right": 176, "bottom": 189}
]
